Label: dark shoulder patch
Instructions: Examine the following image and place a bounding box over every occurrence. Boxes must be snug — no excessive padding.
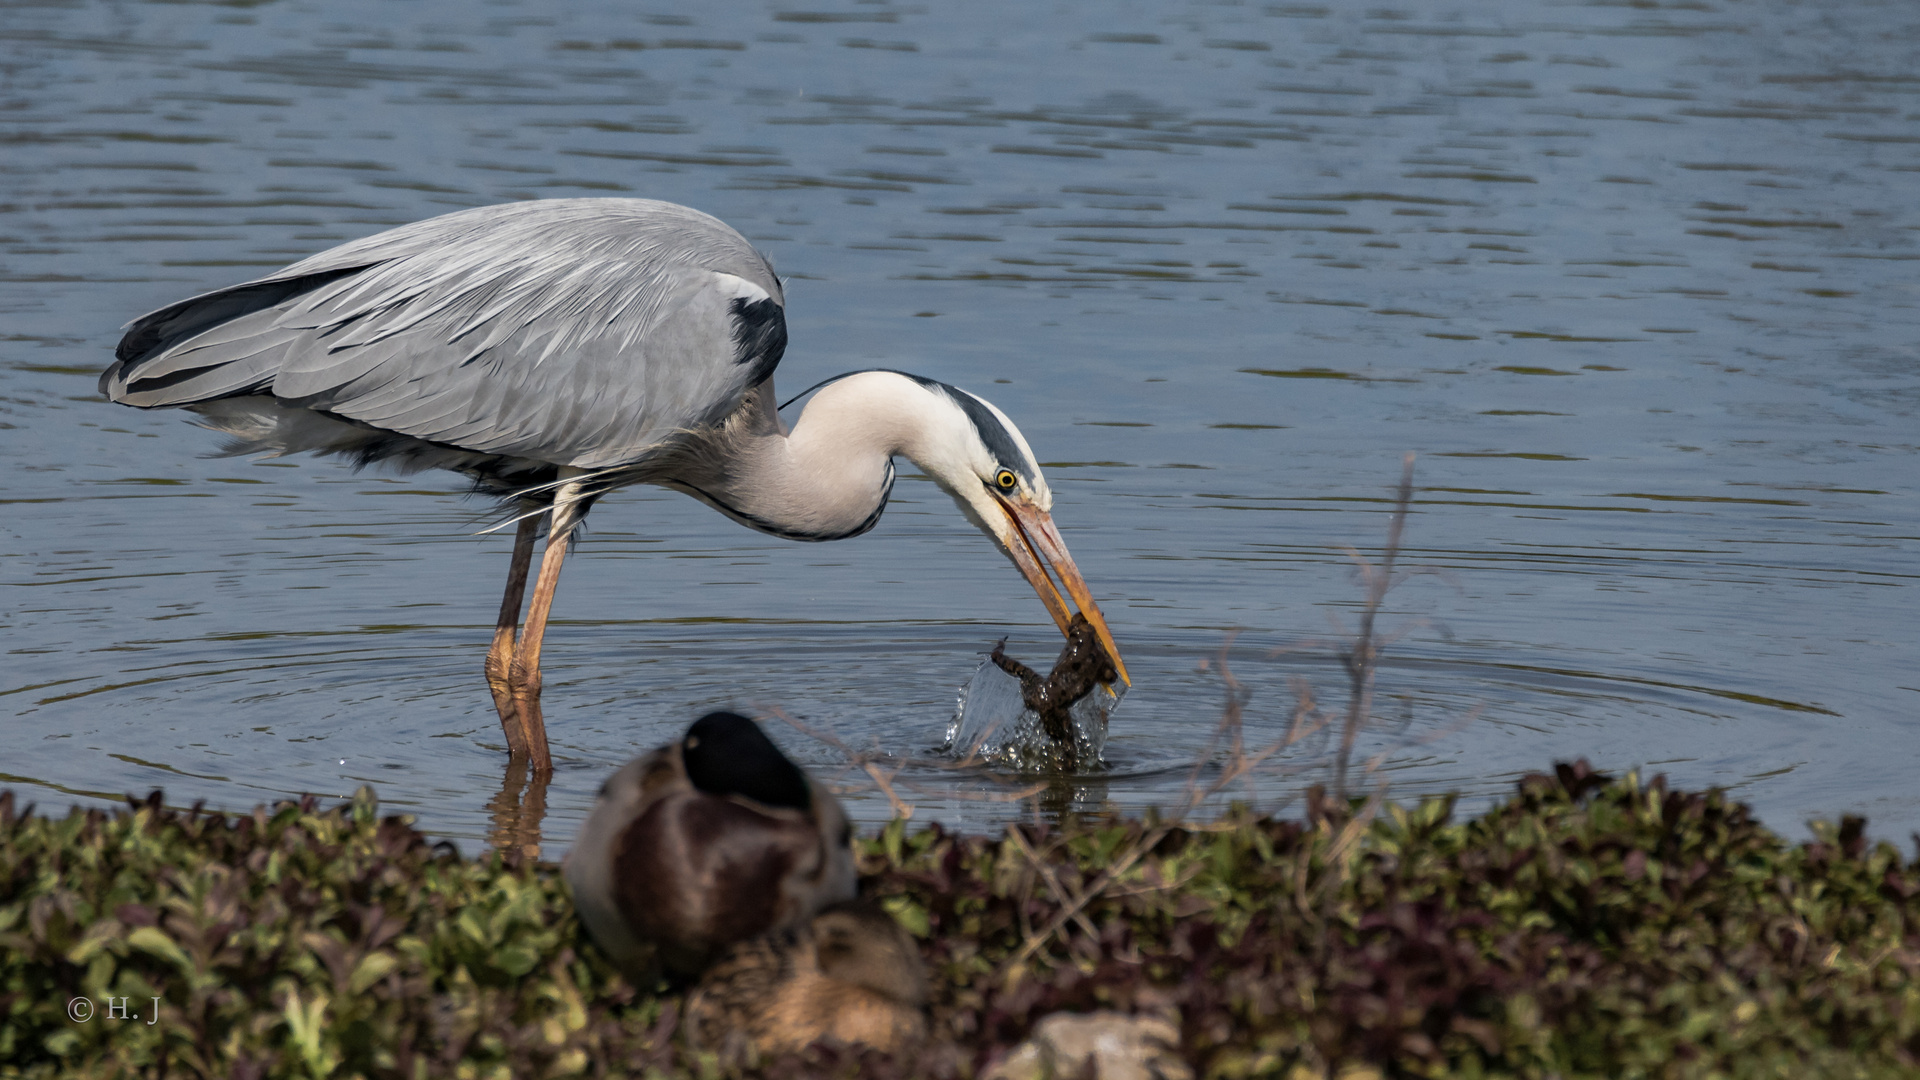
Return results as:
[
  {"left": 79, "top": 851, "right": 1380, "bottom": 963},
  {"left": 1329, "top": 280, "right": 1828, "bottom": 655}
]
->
[
  {"left": 729, "top": 295, "right": 787, "bottom": 388},
  {"left": 683, "top": 711, "right": 811, "bottom": 811}
]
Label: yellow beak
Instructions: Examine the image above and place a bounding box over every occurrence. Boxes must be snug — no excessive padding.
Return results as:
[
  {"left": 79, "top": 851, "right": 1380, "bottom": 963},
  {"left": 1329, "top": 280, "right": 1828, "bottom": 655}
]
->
[{"left": 995, "top": 497, "right": 1130, "bottom": 687}]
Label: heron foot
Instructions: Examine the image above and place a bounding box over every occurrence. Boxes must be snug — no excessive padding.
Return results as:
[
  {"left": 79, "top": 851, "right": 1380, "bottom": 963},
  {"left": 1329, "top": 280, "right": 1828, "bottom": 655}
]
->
[
  {"left": 506, "top": 659, "right": 552, "bottom": 774},
  {"left": 484, "top": 648, "right": 523, "bottom": 751}
]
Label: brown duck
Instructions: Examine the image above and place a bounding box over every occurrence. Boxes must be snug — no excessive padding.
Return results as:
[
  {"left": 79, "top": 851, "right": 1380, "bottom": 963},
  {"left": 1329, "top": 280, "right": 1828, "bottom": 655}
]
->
[
  {"left": 564, "top": 711, "right": 856, "bottom": 978},
  {"left": 990, "top": 612, "right": 1119, "bottom": 768},
  {"left": 685, "top": 900, "right": 929, "bottom": 1061}
]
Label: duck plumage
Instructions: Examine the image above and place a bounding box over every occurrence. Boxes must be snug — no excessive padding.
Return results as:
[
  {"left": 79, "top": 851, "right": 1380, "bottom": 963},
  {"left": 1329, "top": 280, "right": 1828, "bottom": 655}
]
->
[
  {"left": 565, "top": 711, "right": 857, "bottom": 978},
  {"left": 685, "top": 900, "right": 930, "bottom": 1061}
]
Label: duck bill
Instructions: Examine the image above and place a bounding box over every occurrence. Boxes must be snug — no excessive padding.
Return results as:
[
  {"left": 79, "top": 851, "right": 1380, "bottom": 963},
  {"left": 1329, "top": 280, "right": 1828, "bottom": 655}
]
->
[{"left": 997, "top": 499, "right": 1131, "bottom": 687}]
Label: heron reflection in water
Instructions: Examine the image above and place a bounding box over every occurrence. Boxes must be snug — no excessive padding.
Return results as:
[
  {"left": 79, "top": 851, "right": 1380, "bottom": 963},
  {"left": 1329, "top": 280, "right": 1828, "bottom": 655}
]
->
[{"left": 101, "top": 198, "right": 1129, "bottom": 773}]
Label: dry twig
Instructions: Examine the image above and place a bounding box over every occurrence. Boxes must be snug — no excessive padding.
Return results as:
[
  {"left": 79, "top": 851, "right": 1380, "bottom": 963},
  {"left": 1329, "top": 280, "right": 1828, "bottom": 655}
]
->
[
  {"left": 1004, "top": 826, "right": 1103, "bottom": 942},
  {"left": 1335, "top": 452, "right": 1416, "bottom": 798}
]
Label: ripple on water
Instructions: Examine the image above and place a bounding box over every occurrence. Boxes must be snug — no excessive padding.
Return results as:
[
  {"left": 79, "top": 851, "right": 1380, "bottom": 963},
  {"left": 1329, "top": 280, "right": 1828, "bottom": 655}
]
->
[{"left": 1, "top": 0, "right": 1916, "bottom": 848}]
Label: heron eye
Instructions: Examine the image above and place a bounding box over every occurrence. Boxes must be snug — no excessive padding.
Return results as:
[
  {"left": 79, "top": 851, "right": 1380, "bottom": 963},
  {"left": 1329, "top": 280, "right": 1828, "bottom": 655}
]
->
[{"left": 994, "top": 469, "right": 1018, "bottom": 491}]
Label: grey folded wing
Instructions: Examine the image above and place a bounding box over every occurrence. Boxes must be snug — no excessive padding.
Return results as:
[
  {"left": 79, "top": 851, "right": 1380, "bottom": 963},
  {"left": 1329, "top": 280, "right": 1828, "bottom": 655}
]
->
[{"left": 101, "top": 198, "right": 787, "bottom": 470}]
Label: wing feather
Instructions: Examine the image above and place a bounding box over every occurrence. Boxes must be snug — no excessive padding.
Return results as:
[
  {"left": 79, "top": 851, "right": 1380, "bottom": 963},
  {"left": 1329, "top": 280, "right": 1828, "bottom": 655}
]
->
[{"left": 103, "top": 198, "right": 786, "bottom": 470}]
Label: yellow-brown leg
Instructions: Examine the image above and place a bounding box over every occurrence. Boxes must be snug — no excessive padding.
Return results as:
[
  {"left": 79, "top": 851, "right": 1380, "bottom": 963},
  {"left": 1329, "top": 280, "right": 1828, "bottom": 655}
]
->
[
  {"left": 485, "top": 511, "right": 540, "bottom": 757},
  {"left": 507, "top": 479, "right": 587, "bottom": 774}
]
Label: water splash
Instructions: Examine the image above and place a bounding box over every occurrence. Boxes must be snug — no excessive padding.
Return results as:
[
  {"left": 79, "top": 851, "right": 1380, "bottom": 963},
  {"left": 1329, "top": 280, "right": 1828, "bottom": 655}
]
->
[{"left": 943, "top": 657, "right": 1124, "bottom": 773}]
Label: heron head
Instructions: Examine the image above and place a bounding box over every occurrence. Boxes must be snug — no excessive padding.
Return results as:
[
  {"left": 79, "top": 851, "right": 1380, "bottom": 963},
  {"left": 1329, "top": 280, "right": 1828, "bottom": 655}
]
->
[
  {"left": 901, "top": 377, "right": 1130, "bottom": 687},
  {"left": 778, "top": 369, "right": 1128, "bottom": 685}
]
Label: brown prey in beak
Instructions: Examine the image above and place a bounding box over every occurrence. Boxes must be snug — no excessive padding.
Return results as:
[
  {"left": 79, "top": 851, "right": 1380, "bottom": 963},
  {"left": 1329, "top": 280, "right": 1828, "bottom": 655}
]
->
[{"left": 997, "top": 497, "right": 1131, "bottom": 688}]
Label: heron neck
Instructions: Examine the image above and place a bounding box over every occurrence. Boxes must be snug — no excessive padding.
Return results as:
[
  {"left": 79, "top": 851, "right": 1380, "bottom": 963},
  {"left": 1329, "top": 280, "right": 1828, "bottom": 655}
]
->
[{"left": 678, "top": 373, "right": 951, "bottom": 542}]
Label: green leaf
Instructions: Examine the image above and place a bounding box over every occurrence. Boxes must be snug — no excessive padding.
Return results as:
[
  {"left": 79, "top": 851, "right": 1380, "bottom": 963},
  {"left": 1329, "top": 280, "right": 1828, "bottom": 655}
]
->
[
  {"left": 881, "top": 895, "right": 931, "bottom": 938},
  {"left": 126, "top": 926, "right": 192, "bottom": 973},
  {"left": 348, "top": 951, "right": 399, "bottom": 995},
  {"left": 496, "top": 944, "right": 539, "bottom": 978}
]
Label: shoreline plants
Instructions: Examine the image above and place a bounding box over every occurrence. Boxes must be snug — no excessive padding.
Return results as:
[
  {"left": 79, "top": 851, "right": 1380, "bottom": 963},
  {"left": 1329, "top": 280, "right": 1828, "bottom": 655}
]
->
[{"left": 4, "top": 762, "right": 1918, "bottom": 1078}]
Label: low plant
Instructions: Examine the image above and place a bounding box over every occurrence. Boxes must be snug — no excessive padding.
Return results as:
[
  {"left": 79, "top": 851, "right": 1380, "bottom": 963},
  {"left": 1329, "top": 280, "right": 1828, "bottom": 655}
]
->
[{"left": 6, "top": 763, "right": 1920, "bottom": 1078}]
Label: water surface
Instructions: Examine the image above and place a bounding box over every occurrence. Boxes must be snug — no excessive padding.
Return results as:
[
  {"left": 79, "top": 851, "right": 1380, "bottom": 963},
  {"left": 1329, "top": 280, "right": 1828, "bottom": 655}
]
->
[{"left": 3, "top": 0, "right": 1916, "bottom": 849}]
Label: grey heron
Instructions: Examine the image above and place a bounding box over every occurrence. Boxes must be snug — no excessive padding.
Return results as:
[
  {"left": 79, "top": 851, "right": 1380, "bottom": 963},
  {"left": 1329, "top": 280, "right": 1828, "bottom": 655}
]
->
[{"left": 100, "top": 198, "right": 1128, "bottom": 773}]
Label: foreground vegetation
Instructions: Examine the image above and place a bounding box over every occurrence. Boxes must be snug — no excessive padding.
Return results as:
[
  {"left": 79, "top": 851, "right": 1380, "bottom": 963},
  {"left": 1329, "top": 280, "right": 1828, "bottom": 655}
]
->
[{"left": 3, "top": 763, "right": 1918, "bottom": 1078}]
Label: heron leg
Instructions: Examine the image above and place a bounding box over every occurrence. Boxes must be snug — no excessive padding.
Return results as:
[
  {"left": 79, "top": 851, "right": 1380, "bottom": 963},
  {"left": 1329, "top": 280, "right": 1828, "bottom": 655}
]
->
[
  {"left": 507, "top": 479, "right": 587, "bottom": 774},
  {"left": 486, "top": 510, "right": 540, "bottom": 757}
]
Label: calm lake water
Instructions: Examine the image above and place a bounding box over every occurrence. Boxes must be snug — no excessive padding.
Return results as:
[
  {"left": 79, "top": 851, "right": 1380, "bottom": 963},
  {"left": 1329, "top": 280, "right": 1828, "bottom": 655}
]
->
[{"left": 4, "top": 0, "right": 1916, "bottom": 851}]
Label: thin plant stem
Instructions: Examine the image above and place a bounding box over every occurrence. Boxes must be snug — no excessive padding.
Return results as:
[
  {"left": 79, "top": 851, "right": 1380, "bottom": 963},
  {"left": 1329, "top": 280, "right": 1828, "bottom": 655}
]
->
[{"left": 1336, "top": 452, "right": 1416, "bottom": 798}]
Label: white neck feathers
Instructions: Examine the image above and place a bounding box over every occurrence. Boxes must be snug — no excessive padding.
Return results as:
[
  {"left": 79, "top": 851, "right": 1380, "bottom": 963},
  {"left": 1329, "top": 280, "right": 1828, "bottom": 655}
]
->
[{"left": 668, "top": 372, "right": 974, "bottom": 542}]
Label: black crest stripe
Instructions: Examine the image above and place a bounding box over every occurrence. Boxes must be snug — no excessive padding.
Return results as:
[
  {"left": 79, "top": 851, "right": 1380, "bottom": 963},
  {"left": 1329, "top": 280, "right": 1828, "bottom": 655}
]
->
[
  {"left": 775, "top": 368, "right": 1034, "bottom": 485},
  {"left": 939, "top": 384, "right": 1035, "bottom": 486}
]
